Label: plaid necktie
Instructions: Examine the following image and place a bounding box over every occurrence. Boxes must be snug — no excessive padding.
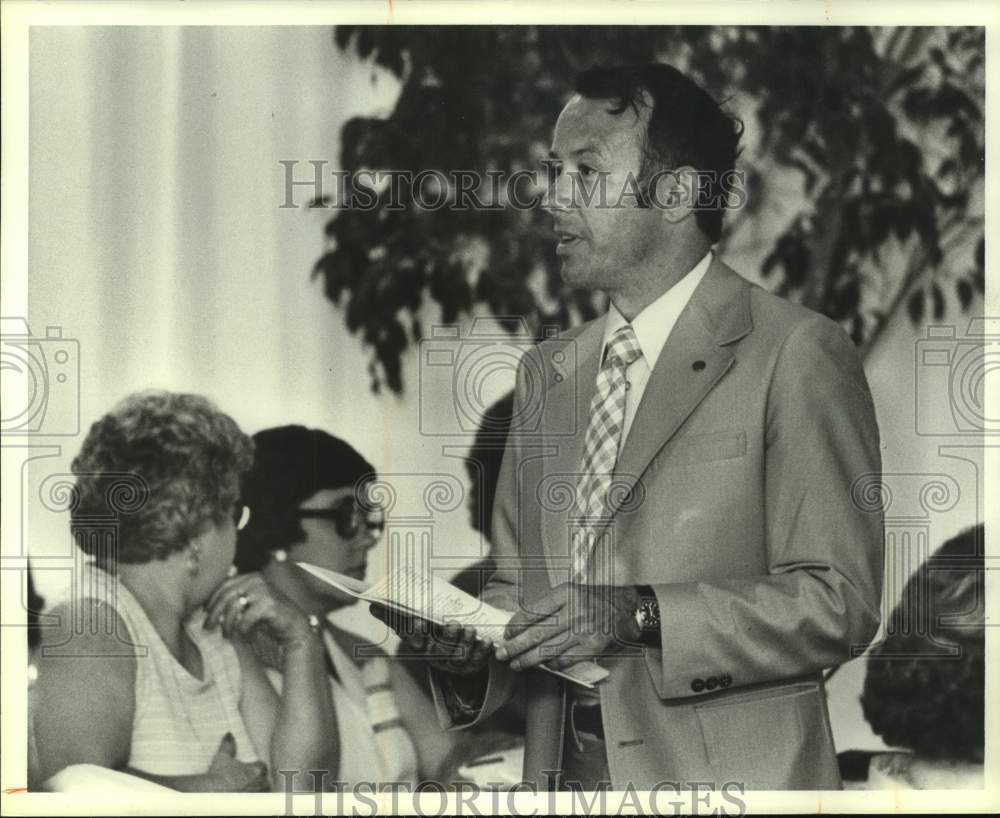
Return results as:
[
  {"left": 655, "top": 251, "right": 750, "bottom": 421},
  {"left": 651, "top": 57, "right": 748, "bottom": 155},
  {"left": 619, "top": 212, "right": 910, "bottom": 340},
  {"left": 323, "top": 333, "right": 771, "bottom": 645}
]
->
[{"left": 570, "top": 323, "right": 643, "bottom": 582}]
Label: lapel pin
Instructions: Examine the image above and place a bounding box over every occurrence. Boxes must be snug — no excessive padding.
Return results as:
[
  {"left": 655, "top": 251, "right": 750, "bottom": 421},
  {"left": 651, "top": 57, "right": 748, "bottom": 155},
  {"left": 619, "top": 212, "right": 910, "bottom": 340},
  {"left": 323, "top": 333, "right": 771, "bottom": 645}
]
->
[{"left": 692, "top": 360, "right": 706, "bottom": 371}]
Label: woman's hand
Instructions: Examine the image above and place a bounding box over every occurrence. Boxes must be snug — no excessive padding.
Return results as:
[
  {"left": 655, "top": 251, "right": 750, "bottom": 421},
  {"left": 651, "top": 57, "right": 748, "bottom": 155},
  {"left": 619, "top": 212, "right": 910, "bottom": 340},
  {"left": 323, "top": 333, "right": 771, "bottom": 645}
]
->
[
  {"left": 204, "top": 572, "right": 313, "bottom": 647},
  {"left": 201, "top": 733, "right": 270, "bottom": 793},
  {"left": 121, "top": 732, "right": 271, "bottom": 793},
  {"left": 217, "top": 578, "right": 338, "bottom": 795}
]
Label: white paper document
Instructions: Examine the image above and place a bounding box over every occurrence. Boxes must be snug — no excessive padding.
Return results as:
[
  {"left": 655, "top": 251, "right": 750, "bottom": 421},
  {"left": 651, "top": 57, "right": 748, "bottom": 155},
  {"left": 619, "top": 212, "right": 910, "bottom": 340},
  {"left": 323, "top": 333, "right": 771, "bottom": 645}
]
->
[{"left": 297, "top": 561, "right": 609, "bottom": 688}]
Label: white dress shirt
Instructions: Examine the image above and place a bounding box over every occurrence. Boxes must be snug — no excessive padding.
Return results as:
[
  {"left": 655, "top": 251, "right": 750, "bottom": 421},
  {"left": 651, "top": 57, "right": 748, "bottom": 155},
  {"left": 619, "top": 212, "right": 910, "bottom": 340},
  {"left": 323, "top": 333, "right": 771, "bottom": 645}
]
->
[{"left": 600, "top": 250, "right": 713, "bottom": 448}]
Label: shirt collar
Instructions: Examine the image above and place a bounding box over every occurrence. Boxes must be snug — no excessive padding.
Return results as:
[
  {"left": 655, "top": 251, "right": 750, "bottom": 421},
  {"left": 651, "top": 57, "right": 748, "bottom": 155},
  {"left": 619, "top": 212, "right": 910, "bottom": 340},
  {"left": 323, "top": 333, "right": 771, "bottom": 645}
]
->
[{"left": 602, "top": 250, "right": 713, "bottom": 370}]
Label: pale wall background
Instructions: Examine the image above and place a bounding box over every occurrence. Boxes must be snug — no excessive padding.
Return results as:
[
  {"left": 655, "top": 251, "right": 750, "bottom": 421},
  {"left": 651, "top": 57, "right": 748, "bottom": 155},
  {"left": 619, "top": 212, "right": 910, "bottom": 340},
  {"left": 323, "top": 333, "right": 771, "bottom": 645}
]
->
[{"left": 15, "top": 26, "right": 986, "bottom": 755}]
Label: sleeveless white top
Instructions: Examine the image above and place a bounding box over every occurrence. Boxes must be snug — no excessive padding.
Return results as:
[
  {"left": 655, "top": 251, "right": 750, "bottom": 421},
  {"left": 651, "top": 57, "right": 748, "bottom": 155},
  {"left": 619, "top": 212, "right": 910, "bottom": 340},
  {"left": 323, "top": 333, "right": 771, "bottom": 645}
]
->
[
  {"left": 265, "top": 626, "right": 419, "bottom": 786},
  {"left": 53, "top": 567, "right": 260, "bottom": 777}
]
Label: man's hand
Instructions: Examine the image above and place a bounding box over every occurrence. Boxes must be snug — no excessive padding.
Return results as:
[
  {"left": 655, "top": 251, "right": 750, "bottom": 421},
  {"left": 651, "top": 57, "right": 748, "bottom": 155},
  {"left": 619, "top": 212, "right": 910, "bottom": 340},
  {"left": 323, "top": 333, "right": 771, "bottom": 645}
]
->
[
  {"left": 204, "top": 732, "right": 270, "bottom": 792},
  {"left": 495, "top": 583, "right": 642, "bottom": 671},
  {"left": 369, "top": 603, "right": 492, "bottom": 677}
]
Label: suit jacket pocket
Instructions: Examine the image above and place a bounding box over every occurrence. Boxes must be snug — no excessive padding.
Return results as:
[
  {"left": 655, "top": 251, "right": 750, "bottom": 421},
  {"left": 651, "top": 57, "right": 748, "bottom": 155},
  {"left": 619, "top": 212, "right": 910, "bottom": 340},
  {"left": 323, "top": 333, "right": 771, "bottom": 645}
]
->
[
  {"left": 661, "top": 430, "right": 746, "bottom": 468},
  {"left": 694, "top": 683, "right": 840, "bottom": 790}
]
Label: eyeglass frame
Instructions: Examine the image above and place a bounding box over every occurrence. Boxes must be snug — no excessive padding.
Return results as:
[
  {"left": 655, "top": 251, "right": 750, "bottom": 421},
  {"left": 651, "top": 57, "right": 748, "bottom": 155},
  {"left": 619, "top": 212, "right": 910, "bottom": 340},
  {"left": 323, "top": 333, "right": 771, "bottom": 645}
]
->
[{"left": 295, "top": 496, "right": 385, "bottom": 541}]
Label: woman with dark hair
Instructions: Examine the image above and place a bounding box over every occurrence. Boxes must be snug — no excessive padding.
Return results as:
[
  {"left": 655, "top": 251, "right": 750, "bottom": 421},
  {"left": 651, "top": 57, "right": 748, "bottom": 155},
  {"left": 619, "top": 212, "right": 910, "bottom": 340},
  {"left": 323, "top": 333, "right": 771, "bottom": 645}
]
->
[
  {"left": 852, "top": 524, "right": 984, "bottom": 789},
  {"left": 31, "top": 392, "right": 337, "bottom": 792},
  {"left": 235, "top": 425, "right": 457, "bottom": 785}
]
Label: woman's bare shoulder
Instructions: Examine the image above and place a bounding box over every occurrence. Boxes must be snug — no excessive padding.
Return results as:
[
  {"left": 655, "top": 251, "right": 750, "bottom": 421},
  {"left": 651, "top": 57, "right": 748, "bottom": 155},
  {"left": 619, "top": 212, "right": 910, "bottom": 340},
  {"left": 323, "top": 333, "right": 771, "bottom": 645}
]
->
[
  {"left": 32, "top": 599, "right": 137, "bottom": 779},
  {"left": 37, "top": 597, "right": 139, "bottom": 663}
]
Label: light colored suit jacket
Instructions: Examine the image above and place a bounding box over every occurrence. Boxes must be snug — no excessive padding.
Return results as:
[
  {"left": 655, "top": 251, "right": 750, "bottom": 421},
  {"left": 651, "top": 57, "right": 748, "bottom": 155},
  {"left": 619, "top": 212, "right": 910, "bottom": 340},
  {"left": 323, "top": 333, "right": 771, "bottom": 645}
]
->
[{"left": 433, "top": 257, "right": 884, "bottom": 790}]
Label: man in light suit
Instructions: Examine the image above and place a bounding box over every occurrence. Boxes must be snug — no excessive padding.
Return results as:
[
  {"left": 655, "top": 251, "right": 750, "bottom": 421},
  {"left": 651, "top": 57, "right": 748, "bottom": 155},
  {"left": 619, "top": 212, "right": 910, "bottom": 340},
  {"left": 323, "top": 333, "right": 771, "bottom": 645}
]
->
[{"left": 377, "top": 63, "right": 884, "bottom": 791}]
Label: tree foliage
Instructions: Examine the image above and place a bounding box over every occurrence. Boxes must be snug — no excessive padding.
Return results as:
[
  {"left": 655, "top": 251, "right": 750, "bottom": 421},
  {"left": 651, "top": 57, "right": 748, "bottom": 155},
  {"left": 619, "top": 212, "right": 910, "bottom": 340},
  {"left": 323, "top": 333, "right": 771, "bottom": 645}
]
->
[{"left": 315, "top": 26, "right": 984, "bottom": 393}]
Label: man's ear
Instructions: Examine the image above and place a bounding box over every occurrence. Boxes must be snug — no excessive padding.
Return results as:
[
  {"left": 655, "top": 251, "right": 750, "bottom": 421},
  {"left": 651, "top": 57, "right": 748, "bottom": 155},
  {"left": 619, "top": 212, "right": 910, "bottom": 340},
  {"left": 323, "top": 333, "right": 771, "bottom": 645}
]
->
[{"left": 648, "top": 165, "right": 697, "bottom": 225}]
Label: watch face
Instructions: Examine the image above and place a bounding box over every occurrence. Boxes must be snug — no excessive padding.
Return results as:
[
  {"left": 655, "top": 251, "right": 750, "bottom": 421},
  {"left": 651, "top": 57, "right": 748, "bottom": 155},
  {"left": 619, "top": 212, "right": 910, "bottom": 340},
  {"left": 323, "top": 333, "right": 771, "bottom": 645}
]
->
[{"left": 637, "top": 597, "right": 659, "bottom": 631}]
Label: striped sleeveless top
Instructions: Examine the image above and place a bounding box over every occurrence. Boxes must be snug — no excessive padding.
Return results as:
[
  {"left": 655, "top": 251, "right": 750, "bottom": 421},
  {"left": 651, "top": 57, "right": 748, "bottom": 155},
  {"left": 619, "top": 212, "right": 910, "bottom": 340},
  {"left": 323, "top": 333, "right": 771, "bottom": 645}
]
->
[{"left": 54, "top": 566, "right": 261, "bottom": 777}]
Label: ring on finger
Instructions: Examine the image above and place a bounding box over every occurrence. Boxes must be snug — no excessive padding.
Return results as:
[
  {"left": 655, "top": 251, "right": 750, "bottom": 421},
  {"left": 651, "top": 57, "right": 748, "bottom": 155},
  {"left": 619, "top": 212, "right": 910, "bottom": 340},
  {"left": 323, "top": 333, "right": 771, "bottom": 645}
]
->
[{"left": 237, "top": 594, "right": 250, "bottom": 613}]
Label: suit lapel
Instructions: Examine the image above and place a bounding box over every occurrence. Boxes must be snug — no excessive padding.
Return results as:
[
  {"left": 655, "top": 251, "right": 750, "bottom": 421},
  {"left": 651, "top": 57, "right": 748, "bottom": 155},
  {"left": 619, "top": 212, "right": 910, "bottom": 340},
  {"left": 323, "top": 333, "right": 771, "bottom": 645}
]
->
[
  {"left": 587, "top": 260, "right": 754, "bottom": 577},
  {"left": 614, "top": 316, "right": 732, "bottom": 493},
  {"left": 540, "top": 259, "right": 754, "bottom": 585},
  {"left": 616, "top": 259, "right": 753, "bottom": 488}
]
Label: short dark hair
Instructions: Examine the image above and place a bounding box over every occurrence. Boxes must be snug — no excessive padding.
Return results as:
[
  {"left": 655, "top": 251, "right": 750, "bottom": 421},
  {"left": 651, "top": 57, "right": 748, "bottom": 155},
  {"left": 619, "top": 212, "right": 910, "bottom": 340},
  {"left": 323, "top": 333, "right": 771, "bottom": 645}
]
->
[
  {"left": 70, "top": 391, "right": 253, "bottom": 566},
  {"left": 235, "top": 425, "right": 376, "bottom": 572},
  {"left": 464, "top": 392, "right": 515, "bottom": 543},
  {"left": 861, "top": 524, "right": 985, "bottom": 762},
  {"left": 574, "top": 63, "right": 743, "bottom": 243},
  {"left": 27, "top": 569, "right": 45, "bottom": 651}
]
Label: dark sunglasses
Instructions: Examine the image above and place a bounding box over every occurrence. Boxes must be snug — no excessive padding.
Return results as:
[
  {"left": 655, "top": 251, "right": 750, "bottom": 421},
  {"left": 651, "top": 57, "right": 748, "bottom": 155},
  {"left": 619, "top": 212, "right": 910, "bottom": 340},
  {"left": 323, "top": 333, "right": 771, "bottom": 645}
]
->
[{"left": 296, "top": 497, "right": 385, "bottom": 540}]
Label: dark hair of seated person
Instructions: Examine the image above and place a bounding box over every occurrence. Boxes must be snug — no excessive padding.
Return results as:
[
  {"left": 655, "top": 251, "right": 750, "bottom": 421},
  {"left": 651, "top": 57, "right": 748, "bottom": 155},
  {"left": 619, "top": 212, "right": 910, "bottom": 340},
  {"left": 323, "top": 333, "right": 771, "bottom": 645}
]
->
[
  {"left": 27, "top": 570, "right": 45, "bottom": 652},
  {"left": 860, "top": 524, "right": 985, "bottom": 764},
  {"left": 233, "top": 425, "right": 375, "bottom": 572},
  {"left": 450, "top": 392, "right": 515, "bottom": 599}
]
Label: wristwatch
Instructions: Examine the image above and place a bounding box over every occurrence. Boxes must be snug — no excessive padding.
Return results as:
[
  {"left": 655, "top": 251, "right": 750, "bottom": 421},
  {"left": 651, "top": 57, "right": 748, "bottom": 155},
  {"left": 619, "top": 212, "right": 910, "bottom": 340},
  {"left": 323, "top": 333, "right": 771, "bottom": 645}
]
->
[{"left": 634, "top": 585, "right": 661, "bottom": 643}]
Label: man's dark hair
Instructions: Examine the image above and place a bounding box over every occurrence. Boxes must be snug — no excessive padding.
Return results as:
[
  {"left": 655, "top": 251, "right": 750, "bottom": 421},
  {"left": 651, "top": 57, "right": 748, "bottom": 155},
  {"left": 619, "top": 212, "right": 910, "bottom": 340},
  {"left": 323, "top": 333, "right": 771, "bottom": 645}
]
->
[
  {"left": 861, "top": 524, "right": 985, "bottom": 763},
  {"left": 574, "top": 63, "right": 744, "bottom": 243},
  {"left": 235, "top": 425, "right": 376, "bottom": 572}
]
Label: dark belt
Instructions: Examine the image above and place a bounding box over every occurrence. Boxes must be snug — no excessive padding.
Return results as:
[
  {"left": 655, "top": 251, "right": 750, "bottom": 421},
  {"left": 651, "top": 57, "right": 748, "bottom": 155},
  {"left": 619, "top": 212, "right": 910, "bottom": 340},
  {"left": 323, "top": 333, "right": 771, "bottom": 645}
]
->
[{"left": 571, "top": 701, "right": 605, "bottom": 740}]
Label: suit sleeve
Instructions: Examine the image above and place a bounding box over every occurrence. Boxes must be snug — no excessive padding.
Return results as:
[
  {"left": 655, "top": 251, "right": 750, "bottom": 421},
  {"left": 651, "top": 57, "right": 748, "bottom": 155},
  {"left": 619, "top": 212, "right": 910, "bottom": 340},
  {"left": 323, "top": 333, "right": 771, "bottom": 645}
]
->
[
  {"left": 426, "top": 357, "right": 531, "bottom": 728},
  {"left": 644, "top": 314, "right": 884, "bottom": 699}
]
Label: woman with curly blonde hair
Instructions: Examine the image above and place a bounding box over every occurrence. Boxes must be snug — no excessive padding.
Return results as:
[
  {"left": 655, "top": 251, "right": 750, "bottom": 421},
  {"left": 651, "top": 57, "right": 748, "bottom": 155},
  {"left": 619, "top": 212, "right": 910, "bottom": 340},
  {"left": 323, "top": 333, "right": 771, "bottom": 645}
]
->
[{"left": 31, "top": 391, "right": 337, "bottom": 792}]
